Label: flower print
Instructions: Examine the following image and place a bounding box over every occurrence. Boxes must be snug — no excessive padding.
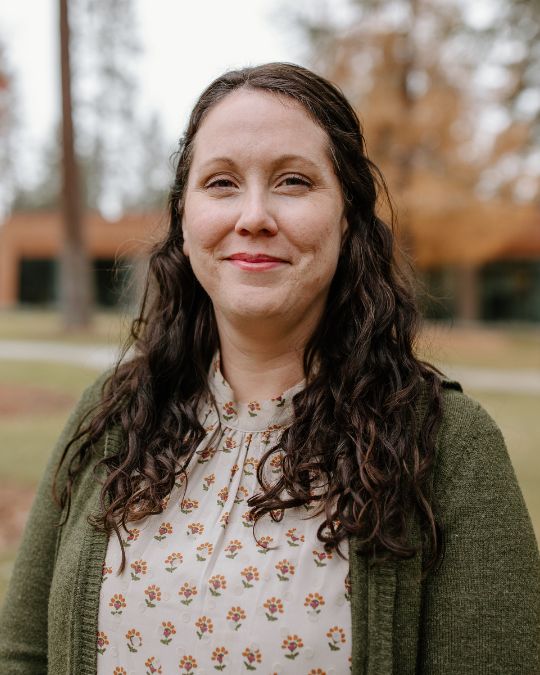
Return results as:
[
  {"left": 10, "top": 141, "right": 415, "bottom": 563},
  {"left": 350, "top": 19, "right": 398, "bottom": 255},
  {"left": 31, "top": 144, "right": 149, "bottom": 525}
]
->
[
  {"left": 225, "top": 539, "right": 243, "bottom": 559},
  {"left": 96, "top": 631, "right": 109, "bottom": 655},
  {"left": 227, "top": 606, "right": 246, "bottom": 631},
  {"left": 286, "top": 527, "right": 305, "bottom": 547},
  {"left": 326, "top": 625, "right": 346, "bottom": 651},
  {"left": 275, "top": 559, "right": 295, "bottom": 581},
  {"left": 196, "top": 541, "right": 214, "bottom": 561},
  {"left": 242, "top": 646, "right": 262, "bottom": 670},
  {"left": 304, "top": 592, "right": 325, "bottom": 615},
  {"left": 175, "top": 472, "right": 187, "bottom": 488},
  {"left": 313, "top": 548, "right": 333, "bottom": 567},
  {"left": 130, "top": 559, "right": 148, "bottom": 581},
  {"left": 256, "top": 535, "right": 274, "bottom": 553},
  {"left": 195, "top": 615, "right": 214, "bottom": 639},
  {"left": 197, "top": 445, "right": 217, "bottom": 464},
  {"left": 113, "top": 668, "right": 127, "bottom": 675},
  {"left": 242, "top": 509, "right": 254, "bottom": 528},
  {"left": 223, "top": 436, "right": 237, "bottom": 453},
  {"left": 125, "top": 628, "right": 142, "bottom": 652},
  {"left": 269, "top": 454, "right": 283, "bottom": 474},
  {"left": 178, "top": 655, "right": 198, "bottom": 673},
  {"left": 308, "top": 670, "right": 326, "bottom": 675},
  {"left": 123, "top": 527, "right": 140, "bottom": 546},
  {"left": 180, "top": 497, "right": 199, "bottom": 514},
  {"left": 220, "top": 511, "right": 230, "bottom": 528},
  {"left": 230, "top": 464, "right": 240, "bottom": 479},
  {"left": 144, "top": 656, "right": 162, "bottom": 674},
  {"left": 247, "top": 401, "right": 261, "bottom": 417},
  {"left": 144, "top": 584, "right": 162, "bottom": 608},
  {"left": 154, "top": 521, "right": 173, "bottom": 541},
  {"left": 240, "top": 565, "right": 260, "bottom": 588},
  {"left": 208, "top": 574, "right": 227, "bottom": 596},
  {"left": 186, "top": 521, "right": 205, "bottom": 536},
  {"left": 271, "top": 394, "right": 286, "bottom": 407},
  {"left": 164, "top": 551, "right": 183, "bottom": 573},
  {"left": 281, "top": 634, "right": 304, "bottom": 660},
  {"left": 211, "top": 646, "right": 229, "bottom": 671},
  {"left": 222, "top": 401, "right": 237, "bottom": 421},
  {"left": 263, "top": 596, "right": 284, "bottom": 621},
  {"left": 109, "top": 593, "right": 126, "bottom": 615},
  {"left": 234, "top": 485, "right": 249, "bottom": 504},
  {"left": 203, "top": 473, "right": 216, "bottom": 491},
  {"left": 243, "top": 457, "right": 259, "bottom": 476},
  {"left": 344, "top": 573, "right": 351, "bottom": 602},
  {"left": 161, "top": 494, "right": 170, "bottom": 510},
  {"left": 217, "top": 487, "right": 229, "bottom": 507},
  {"left": 178, "top": 582, "right": 198, "bottom": 605},
  {"left": 101, "top": 563, "right": 112, "bottom": 581},
  {"left": 160, "top": 621, "right": 176, "bottom": 645}
]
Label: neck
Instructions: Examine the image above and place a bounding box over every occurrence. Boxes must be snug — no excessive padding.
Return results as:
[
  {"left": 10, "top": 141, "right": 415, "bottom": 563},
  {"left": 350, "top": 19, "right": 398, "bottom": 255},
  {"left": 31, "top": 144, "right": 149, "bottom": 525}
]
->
[{"left": 215, "top": 312, "right": 316, "bottom": 403}]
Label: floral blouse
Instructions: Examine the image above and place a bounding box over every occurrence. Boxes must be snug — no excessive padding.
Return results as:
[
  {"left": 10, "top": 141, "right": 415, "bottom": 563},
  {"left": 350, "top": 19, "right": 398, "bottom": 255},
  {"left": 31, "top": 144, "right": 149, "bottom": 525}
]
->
[{"left": 97, "top": 355, "right": 352, "bottom": 675}]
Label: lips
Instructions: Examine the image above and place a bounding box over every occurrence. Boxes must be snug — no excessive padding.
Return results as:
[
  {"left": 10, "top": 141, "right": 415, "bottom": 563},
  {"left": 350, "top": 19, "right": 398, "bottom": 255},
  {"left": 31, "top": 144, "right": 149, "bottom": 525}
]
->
[{"left": 227, "top": 253, "right": 287, "bottom": 263}]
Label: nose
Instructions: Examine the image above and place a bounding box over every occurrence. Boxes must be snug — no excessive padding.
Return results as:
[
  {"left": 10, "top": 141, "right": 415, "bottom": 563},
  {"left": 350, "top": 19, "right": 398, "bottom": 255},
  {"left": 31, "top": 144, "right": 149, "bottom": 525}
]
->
[{"left": 234, "top": 189, "right": 278, "bottom": 237}]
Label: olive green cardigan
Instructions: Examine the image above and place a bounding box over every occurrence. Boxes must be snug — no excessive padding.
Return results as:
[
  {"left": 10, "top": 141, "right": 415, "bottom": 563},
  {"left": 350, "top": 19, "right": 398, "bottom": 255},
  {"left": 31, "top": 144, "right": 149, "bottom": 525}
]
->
[{"left": 1, "top": 374, "right": 539, "bottom": 674}]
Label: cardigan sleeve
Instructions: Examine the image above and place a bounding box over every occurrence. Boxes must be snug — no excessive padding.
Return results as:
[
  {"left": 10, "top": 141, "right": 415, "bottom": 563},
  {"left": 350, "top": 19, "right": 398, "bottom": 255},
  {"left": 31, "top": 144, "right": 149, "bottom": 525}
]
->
[
  {"left": 0, "top": 373, "right": 108, "bottom": 674},
  {"left": 417, "top": 390, "right": 540, "bottom": 674}
]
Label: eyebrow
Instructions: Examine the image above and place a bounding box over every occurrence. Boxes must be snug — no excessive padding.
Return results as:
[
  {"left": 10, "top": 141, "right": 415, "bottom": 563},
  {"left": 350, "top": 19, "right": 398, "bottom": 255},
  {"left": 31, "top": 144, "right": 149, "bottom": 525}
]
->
[{"left": 197, "top": 154, "right": 321, "bottom": 172}]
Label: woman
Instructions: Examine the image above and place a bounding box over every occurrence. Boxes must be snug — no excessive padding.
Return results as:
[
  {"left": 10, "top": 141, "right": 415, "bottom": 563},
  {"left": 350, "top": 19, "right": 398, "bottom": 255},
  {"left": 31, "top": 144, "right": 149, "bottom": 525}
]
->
[{"left": 1, "top": 63, "right": 538, "bottom": 674}]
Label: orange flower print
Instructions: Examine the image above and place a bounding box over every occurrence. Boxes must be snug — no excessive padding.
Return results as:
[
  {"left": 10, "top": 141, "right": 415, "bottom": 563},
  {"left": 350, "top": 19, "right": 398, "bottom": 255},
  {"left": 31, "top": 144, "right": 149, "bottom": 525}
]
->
[
  {"left": 96, "top": 630, "right": 109, "bottom": 655},
  {"left": 327, "top": 625, "right": 346, "bottom": 651},
  {"left": 247, "top": 401, "right": 261, "bottom": 417},
  {"left": 196, "top": 541, "right": 214, "bottom": 561},
  {"left": 208, "top": 574, "right": 227, "bottom": 596},
  {"left": 263, "top": 596, "right": 284, "bottom": 621},
  {"left": 211, "top": 646, "right": 229, "bottom": 671},
  {"left": 109, "top": 593, "right": 126, "bottom": 615},
  {"left": 186, "top": 521, "right": 205, "bottom": 536},
  {"left": 164, "top": 551, "right": 183, "bottom": 573},
  {"left": 145, "top": 656, "right": 162, "bottom": 674},
  {"left": 307, "top": 670, "right": 326, "bottom": 675},
  {"left": 242, "top": 509, "right": 255, "bottom": 528},
  {"left": 180, "top": 497, "right": 199, "bottom": 514},
  {"left": 178, "top": 582, "right": 198, "bottom": 605},
  {"left": 286, "top": 527, "right": 305, "bottom": 547},
  {"left": 272, "top": 393, "right": 286, "bottom": 407},
  {"left": 178, "top": 655, "right": 198, "bottom": 673},
  {"left": 344, "top": 573, "right": 351, "bottom": 602},
  {"left": 223, "top": 436, "right": 237, "bottom": 453},
  {"left": 113, "top": 668, "right": 127, "bottom": 675},
  {"left": 101, "top": 563, "right": 112, "bottom": 581},
  {"left": 161, "top": 494, "right": 170, "bottom": 510},
  {"left": 175, "top": 472, "right": 187, "bottom": 488},
  {"left": 269, "top": 454, "right": 283, "bottom": 474},
  {"left": 275, "top": 559, "right": 295, "bottom": 581},
  {"left": 160, "top": 621, "right": 176, "bottom": 645},
  {"left": 144, "top": 584, "right": 162, "bottom": 608},
  {"left": 242, "top": 646, "right": 262, "bottom": 670},
  {"left": 217, "top": 487, "right": 229, "bottom": 507},
  {"left": 197, "top": 446, "right": 217, "bottom": 464},
  {"left": 256, "top": 535, "right": 274, "bottom": 553},
  {"left": 203, "top": 473, "right": 216, "bottom": 491},
  {"left": 154, "top": 521, "right": 173, "bottom": 541},
  {"left": 230, "top": 463, "right": 240, "bottom": 479},
  {"left": 125, "top": 628, "right": 142, "bottom": 652},
  {"left": 234, "top": 485, "right": 249, "bottom": 504},
  {"left": 195, "top": 615, "right": 214, "bottom": 639},
  {"left": 220, "top": 511, "right": 230, "bottom": 528},
  {"left": 281, "top": 634, "right": 304, "bottom": 660},
  {"left": 225, "top": 539, "right": 243, "bottom": 559},
  {"left": 240, "top": 565, "right": 260, "bottom": 588},
  {"left": 243, "top": 457, "right": 259, "bottom": 476},
  {"left": 123, "top": 527, "right": 140, "bottom": 546},
  {"left": 313, "top": 548, "right": 333, "bottom": 567},
  {"left": 222, "top": 401, "right": 237, "bottom": 421},
  {"left": 227, "top": 605, "right": 246, "bottom": 630},
  {"left": 130, "top": 559, "right": 148, "bottom": 581},
  {"left": 304, "top": 592, "right": 325, "bottom": 615}
]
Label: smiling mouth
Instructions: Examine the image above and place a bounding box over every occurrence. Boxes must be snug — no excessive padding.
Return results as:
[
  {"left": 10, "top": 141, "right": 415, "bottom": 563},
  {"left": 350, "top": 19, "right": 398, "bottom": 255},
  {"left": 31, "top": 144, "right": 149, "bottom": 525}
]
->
[{"left": 226, "top": 253, "right": 288, "bottom": 271}]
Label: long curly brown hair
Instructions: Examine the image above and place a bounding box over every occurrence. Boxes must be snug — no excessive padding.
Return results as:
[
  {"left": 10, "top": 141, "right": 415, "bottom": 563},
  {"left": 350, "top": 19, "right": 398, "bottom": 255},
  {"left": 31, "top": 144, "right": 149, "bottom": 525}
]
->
[{"left": 55, "top": 62, "right": 444, "bottom": 574}]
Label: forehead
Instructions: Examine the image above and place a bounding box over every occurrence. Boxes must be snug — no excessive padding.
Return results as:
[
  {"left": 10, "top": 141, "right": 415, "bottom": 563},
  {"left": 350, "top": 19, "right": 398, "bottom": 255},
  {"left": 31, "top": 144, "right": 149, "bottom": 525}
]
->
[{"left": 191, "top": 88, "right": 332, "bottom": 167}]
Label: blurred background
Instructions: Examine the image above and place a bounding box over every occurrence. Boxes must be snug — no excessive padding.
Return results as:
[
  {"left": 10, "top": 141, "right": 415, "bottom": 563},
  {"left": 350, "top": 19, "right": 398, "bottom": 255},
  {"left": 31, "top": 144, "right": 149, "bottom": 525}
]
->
[{"left": 0, "top": 0, "right": 538, "bottom": 600}]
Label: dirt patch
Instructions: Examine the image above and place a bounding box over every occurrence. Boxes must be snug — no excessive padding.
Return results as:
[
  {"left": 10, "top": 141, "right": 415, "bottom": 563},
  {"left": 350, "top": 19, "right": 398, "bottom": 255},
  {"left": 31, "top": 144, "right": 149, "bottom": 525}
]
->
[
  {"left": 0, "top": 384, "right": 75, "bottom": 417},
  {"left": 0, "top": 484, "right": 36, "bottom": 551}
]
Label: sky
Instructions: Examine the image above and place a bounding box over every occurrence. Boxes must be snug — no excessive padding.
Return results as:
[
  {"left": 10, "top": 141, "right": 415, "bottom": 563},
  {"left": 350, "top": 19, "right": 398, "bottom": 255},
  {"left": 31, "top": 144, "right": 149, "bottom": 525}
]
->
[{"left": 0, "top": 0, "right": 307, "bottom": 185}]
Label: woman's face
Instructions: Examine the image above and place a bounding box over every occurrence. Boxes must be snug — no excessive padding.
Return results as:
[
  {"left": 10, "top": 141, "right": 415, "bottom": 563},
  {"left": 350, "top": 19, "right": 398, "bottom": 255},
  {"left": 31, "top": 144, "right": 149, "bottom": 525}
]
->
[{"left": 182, "top": 88, "right": 347, "bottom": 333}]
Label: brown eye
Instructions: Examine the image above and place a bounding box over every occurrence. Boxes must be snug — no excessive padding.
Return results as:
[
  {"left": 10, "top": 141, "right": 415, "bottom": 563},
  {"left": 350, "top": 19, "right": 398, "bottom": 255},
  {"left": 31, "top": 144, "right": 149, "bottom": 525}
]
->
[
  {"left": 207, "top": 178, "right": 236, "bottom": 189},
  {"left": 281, "top": 175, "right": 311, "bottom": 187}
]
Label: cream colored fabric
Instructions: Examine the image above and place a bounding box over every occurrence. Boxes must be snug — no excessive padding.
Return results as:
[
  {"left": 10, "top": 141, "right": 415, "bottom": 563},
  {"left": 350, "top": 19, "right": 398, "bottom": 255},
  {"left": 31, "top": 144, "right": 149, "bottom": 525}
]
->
[{"left": 97, "top": 355, "right": 352, "bottom": 675}]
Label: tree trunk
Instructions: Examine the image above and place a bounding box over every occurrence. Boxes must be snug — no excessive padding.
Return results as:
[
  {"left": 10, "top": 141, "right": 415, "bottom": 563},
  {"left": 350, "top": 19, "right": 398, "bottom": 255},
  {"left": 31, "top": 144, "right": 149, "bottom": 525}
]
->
[{"left": 59, "top": 0, "right": 93, "bottom": 329}]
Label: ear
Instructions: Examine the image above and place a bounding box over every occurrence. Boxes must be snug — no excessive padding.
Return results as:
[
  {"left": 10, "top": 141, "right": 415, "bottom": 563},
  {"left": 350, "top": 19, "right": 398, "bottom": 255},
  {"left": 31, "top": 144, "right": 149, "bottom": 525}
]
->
[
  {"left": 340, "top": 213, "right": 349, "bottom": 240},
  {"left": 181, "top": 217, "right": 189, "bottom": 258}
]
